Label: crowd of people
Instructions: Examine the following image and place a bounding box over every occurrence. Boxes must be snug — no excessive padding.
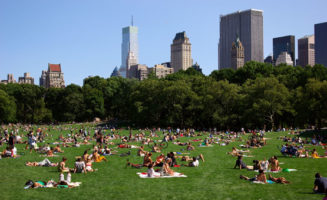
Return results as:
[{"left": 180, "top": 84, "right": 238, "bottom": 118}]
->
[{"left": 0, "top": 124, "right": 326, "bottom": 196}]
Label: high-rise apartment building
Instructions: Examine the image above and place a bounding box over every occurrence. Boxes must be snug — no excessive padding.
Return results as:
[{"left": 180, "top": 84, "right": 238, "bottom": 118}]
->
[
  {"left": 231, "top": 37, "right": 245, "bottom": 70},
  {"left": 18, "top": 72, "right": 34, "bottom": 84},
  {"left": 129, "top": 64, "right": 148, "bottom": 80},
  {"left": 273, "top": 35, "right": 295, "bottom": 65},
  {"left": 275, "top": 52, "right": 293, "bottom": 66},
  {"left": 149, "top": 64, "right": 174, "bottom": 78},
  {"left": 39, "top": 70, "right": 47, "bottom": 87},
  {"left": 120, "top": 25, "right": 138, "bottom": 78},
  {"left": 298, "top": 35, "right": 315, "bottom": 67},
  {"left": 315, "top": 22, "right": 327, "bottom": 67},
  {"left": 39, "top": 63, "right": 65, "bottom": 88},
  {"left": 219, "top": 9, "right": 263, "bottom": 69},
  {"left": 171, "top": 31, "right": 193, "bottom": 72}
]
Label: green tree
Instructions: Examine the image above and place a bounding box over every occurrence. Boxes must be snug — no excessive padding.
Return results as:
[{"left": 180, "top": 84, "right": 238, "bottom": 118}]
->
[{"left": 0, "top": 89, "right": 16, "bottom": 123}]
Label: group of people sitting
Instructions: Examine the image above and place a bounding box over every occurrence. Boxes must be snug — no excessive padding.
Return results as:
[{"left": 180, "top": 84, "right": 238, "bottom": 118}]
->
[{"left": 234, "top": 155, "right": 281, "bottom": 172}]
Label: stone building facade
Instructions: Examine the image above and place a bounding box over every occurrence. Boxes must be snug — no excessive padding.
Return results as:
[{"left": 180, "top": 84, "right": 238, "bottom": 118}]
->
[
  {"left": 231, "top": 37, "right": 245, "bottom": 70},
  {"left": 171, "top": 31, "right": 193, "bottom": 73}
]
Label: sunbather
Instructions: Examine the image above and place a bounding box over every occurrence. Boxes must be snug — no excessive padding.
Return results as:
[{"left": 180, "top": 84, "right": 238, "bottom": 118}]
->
[
  {"left": 240, "top": 169, "right": 267, "bottom": 183},
  {"left": 26, "top": 158, "right": 58, "bottom": 167}
]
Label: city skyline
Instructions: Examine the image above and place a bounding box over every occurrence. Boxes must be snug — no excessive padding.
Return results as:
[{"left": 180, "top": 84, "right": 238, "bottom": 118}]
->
[{"left": 0, "top": 0, "right": 326, "bottom": 85}]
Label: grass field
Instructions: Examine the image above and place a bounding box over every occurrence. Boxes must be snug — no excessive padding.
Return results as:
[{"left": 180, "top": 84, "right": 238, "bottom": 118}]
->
[{"left": 0, "top": 124, "right": 326, "bottom": 200}]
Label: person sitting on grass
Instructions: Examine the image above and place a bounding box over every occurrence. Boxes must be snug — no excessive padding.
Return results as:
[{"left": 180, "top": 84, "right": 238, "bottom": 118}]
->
[
  {"left": 182, "top": 157, "right": 199, "bottom": 167},
  {"left": 259, "top": 158, "right": 269, "bottom": 171},
  {"left": 147, "top": 164, "right": 160, "bottom": 178},
  {"left": 252, "top": 160, "right": 260, "bottom": 170},
  {"left": 234, "top": 155, "right": 250, "bottom": 170},
  {"left": 58, "top": 157, "right": 70, "bottom": 173},
  {"left": 74, "top": 157, "right": 86, "bottom": 173},
  {"left": 161, "top": 158, "right": 174, "bottom": 176},
  {"left": 240, "top": 169, "right": 267, "bottom": 183},
  {"left": 54, "top": 144, "right": 64, "bottom": 153},
  {"left": 127, "top": 152, "right": 153, "bottom": 168},
  {"left": 186, "top": 142, "right": 195, "bottom": 151},
  {"left": 85, "top": 158, "right": 95, "bottom": 172},
  {"left": 153, "top": 154, "right": 165, "bottom": 167},
  {"left": 312, "top": 149, "right": 320, "bottom": 159},
  {"left": 313, "top": 173, "right": 327, "bottom": 193},
  {"left": 269, "top": 156, "right": 281, "bottom": 171},
  {"left": 92, "top": 150, "right": 107, "bottom": 162},
  {"left": 268, "top": 174, "right": 290, "bottom": 184},
  {"left": 26, "top": 158, "right": 58, "bottom": 167},
  {"left": 137, "top": 146, "right": 146, "bottom": 157},
  {"left": 82, "top": 150, "right": 89, "bottom": 163},
  {"left": 151, "top": 143, "right": 161, "bottom": 153}
]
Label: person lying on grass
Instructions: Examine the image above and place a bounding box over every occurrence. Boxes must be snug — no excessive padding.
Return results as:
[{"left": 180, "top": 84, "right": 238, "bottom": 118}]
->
[
  {"left": 268, "top": 174, "right": 290, "bottom": 184},
  {"left": 240, "top": 169, "right": 267, "bottom": 183},
  {"left": 180, "top": 154, "right": 205, "bottom": 163},
  {"left": 313, "top": 173, "right": 327, "bottom": 193},
  {"left": 26, "top": 158, "right": 58, "bottom": 167},
  {"left": 234, "top": 155, "right": 251, "bottom": 170},
  {"left": 228, "top": 147, "right": 250, "bottom": 157}
]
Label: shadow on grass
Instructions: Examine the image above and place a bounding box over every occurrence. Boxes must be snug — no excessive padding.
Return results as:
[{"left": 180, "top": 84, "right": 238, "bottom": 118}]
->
[{"left": 299, "top": 130, "right": 327, "bottom": 142}]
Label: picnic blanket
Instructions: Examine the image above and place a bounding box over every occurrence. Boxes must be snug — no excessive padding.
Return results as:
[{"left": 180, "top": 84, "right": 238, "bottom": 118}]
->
[{"left": 137, "top": 172, "right": 187, "bottom": 178}]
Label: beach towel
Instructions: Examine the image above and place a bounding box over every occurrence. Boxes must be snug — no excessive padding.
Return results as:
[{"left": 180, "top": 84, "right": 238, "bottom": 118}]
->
[
  {"left": 137, "top": 172, "right": 187, "bottom": 178},
  {"left": 198, "top": 144, "right": 213, "bottom": 147},
  {"left": 252, "top": 180, "right": 274, "bottom": 184}
]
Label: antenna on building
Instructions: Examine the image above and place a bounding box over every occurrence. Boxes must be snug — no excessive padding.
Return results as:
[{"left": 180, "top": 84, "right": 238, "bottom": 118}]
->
[{"left": 131, "top": 15, "right": 134, "bottom": 26}]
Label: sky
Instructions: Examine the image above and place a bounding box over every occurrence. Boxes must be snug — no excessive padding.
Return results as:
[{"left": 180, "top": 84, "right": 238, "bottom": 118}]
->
[{"left": 0, "top": 0, "right": 326, "bottom": 86}]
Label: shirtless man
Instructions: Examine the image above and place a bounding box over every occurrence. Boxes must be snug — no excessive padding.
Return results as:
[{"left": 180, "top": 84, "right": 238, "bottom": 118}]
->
[{"left": 240, "top": 169, "right": 267, "bottom": 183}]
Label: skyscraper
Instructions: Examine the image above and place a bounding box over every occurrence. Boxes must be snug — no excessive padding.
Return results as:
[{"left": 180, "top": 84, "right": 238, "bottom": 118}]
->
[
  {"left": 219, "top": 9, "right": 263, "bottom": 69},
  {"left": 126, "top": 46, "right": 138, "bottom": 78},
  {"left": 171, "top": 31, "right": 193, "bottom": 72},
  {"left": 298, "top": 35, "right": 315, "bottom": 67},
  {"left": 315, "top": 22, "right": 327, "bottom": 67},
  {"left": 120, "top": 23, "right": 138, "bottom": 78},
  {"left": 231, "top": 37, "right": 245, "bottom": 70},
  {"left": 273, "top": 35, "right": 295, "bottom": 65}
]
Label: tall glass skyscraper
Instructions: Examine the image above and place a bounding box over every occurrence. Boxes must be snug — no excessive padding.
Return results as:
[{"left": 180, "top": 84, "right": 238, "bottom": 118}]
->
[
  {"left": 120, "top": 26, "right": 138, "bottom": 78},
  {"left": 218, "top": 9, "right": 263, "bottom": 70},
  {"left": 273, "top": 35, "right": 295, "bottom": 66},
  {"left": 315, "top": 22, "right": 327, "bottom": 67}
]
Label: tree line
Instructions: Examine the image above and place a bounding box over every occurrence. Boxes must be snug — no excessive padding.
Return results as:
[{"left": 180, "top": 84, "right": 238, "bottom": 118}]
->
[{"left": 1, "top": 61, "right": 327, "bottom": 130}]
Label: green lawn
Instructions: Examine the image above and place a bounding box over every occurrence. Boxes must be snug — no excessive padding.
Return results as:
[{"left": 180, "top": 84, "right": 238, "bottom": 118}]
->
[{"left": 0, "top": 124, "right": 326, "bottom": 200}]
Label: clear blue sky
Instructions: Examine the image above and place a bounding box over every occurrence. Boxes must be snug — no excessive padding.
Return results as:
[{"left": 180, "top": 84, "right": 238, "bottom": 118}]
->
[{"left": 0, "top": 0, "right": 326, "bottom": 86}]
